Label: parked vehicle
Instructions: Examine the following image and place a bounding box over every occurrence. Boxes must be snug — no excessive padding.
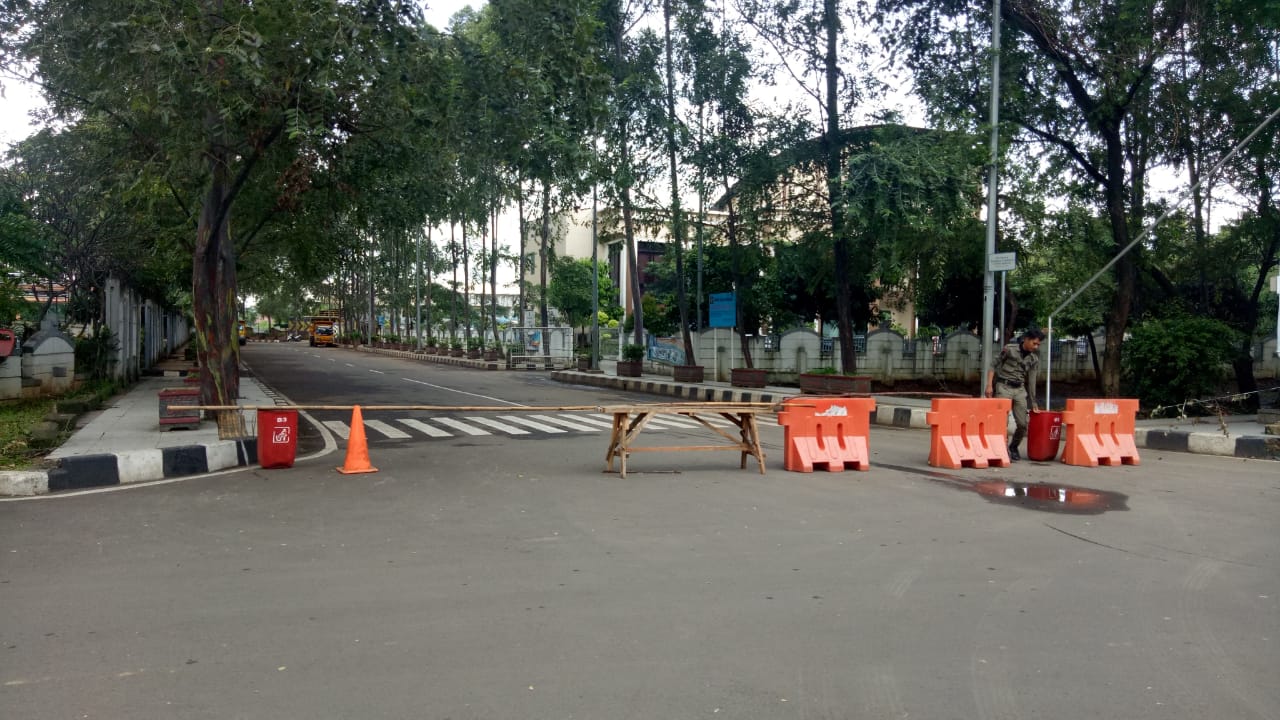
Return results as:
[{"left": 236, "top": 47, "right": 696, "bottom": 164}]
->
[{"left": 306, "top": 311, "right": 341, "bottom": 347}]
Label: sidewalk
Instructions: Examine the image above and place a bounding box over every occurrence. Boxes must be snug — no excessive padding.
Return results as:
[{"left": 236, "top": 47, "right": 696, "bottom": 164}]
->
[
  {"left": 1, "top": 353, "right": 1274, "bottom": 497},
  {"left": 0, "top": 372, "right": 273, "bottom": 497}
]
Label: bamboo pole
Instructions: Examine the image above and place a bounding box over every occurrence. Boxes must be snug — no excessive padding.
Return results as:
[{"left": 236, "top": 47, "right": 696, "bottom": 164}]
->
[{"left": 172, "top": 402, "right": 783, "bottom": 412}]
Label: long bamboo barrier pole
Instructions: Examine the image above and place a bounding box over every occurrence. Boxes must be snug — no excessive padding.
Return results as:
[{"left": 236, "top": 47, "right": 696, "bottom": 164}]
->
[{"left": 172, "top": 402, "right": 783, "bottom": 412}]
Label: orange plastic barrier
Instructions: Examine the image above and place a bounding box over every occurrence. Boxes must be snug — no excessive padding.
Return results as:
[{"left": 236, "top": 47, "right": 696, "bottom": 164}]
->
[
  {"left": 777, "top": 396, "right": 876, "bottom": 472},
  {"left": 1060, "top": 398, "right": 1140, "bottom": 467},
  {"left": 926, "top": 398, "right": 1012, "bottom": 469},
  {"left": 337, "top": 405, "right": 379, "bottom": 474}
]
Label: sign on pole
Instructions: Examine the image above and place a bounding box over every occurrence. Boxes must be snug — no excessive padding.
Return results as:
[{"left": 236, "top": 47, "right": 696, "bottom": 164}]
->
[
  {"left": 708, "top": 292, "right": 736, "bottom": 329},
  {"left": 988, "top": 252, "right": 1017, "bottom": 273}
]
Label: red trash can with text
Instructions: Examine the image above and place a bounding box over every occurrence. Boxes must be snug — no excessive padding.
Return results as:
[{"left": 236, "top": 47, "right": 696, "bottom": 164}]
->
[
  {"left": 258, "top": 409, "right": 299, "bottom": 469},
  {"left": 1027, "top": 410, "right": 1063, "bottom": 461}
]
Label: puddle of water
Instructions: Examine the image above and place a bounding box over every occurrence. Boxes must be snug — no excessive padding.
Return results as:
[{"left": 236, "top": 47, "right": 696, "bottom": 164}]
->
[
  {"left": 878, "top": 463, "right": 1128, "bottom": 514},
  {"left": 970, "top": 480, "right": 1128, "bottom": 513}
]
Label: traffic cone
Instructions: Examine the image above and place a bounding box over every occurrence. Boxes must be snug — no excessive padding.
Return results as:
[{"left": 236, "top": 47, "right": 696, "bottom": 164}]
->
[{"left": 337, "top": 405, "right": 378, "bottom": 474}]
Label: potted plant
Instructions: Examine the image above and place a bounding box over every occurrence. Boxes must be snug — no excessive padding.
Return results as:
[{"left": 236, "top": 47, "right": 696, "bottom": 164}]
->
[
  {"left": 450, "top": 340, "right": 465, "bottom": 357},
  {"left": 483, "top": 343, "right": 500, "bottom": 361},
  {"left": 730, "top": 367, "right": 767, "bottom": 388},
  {"left": 466, "top": 337, "right": 483, "bottom": 359},
  {"left": 616, "top": 343, "right": 645, "bottom": 377},
  {"left": 799, "top": 366, "right": 872, "bottom": 395},
  {"left": 672, "top": 363, "right": 704, "bottom": 383}
]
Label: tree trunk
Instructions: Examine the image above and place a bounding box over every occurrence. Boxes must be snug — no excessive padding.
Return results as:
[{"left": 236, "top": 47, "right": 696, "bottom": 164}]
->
[
  {"left": 1100, "top": 127, "right": 1136, "bottom": 398},
  {"left": 193, "top": 4, "right": 238, "bottom": 408},
  {"left": 663, "top": 0, "right": 695, "bottom": 364},
  {"left": 823, "top": 0, "right": 858, "bottom": 375}
]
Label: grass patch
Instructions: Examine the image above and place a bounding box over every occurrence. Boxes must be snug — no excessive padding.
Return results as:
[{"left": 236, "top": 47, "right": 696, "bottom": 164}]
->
[
  {"left": 0, "top": 397, "right": 58, "bottom": 470},
  {"left": 0, "top": 380, "right": 122, "bottom": 470}
]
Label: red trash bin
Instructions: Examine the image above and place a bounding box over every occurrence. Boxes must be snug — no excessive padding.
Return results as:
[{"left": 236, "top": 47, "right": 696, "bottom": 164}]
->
[
  {"left": 258, "top": 409, "right": 299, "bottom": 469},
  {"left": 1027, "top": 409, "right": 1063, "bottom": 461}
]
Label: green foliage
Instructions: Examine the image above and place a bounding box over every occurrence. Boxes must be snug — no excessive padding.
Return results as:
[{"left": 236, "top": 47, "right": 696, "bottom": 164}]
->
[
  {"left": 74, "top": 328, "right": 118, "bottom": 381},
  {"left": 622, "top": 343, "right": 645, "bottom": 361},
  {"left": 547, "top": 257, "right": 617, "bottom": 333},
  {"left": 1122, "top": 317, "right": 1243, "bottom": 411}
]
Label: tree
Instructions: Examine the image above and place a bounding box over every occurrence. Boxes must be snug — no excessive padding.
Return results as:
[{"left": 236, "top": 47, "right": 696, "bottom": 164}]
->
[
  {"left": 548, "top": 257, "right": 616, "bottom": 347},
  {"left": 882, "top": 0, "right": 1203, "bottom": 395},
  {"left": 3, "top": 0, "right": 430, "bottom": 408}
]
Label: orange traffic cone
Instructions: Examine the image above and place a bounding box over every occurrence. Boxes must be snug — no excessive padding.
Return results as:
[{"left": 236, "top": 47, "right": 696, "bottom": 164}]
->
[{"left": 337, "top": 405, "right": 378, "bottom": 474}]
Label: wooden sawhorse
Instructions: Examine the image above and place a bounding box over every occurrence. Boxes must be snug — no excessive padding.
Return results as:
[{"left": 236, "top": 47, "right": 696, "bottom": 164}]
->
[{"left": 598, "top": 403, "right": 773, "bottom": 478}]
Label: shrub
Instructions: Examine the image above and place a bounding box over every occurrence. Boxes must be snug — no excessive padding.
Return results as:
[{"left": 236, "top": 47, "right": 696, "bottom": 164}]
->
[
  {"left": 1122, "top": 316, "right": 1242, "bottom": 412},
  {"left": 622, "top": 343, "right": 645, "bottom": 361},
  {"left": 74, "top": 329, "right": 118, "bottom": 380}
]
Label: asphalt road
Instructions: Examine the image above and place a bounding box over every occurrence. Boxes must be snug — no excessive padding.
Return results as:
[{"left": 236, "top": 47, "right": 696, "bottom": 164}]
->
[{"left": 2, "top": 344, "right": 1276, "bottom": 719}]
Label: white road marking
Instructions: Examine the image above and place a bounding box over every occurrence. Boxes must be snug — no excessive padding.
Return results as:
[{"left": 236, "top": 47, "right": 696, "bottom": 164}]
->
[
  {"left": 498, "top": 416, "right": 567, "bottom": 433},
  {"left": 363, "top": 419, "right": 409, "bottom": 438},
  {"left": 464, "top": 417, "right": 531, "bottom": 435},
  {"left": 402, "top": 377, "right": 524, "bottom": 405},
  {"left": 322, "top": 420, "right": 350, "bottom": 439},
  {"left": 527, "top": 414, "right": 600, "bottom": 432},
  {"left": 430, "top": 417, "right": 492, "bottom": 436},
  {"left": 397, "top": 418, "right": 452, "bottom": 437},
  {"left": 369, "top": 369, "right": 384, "bottom": 374}
]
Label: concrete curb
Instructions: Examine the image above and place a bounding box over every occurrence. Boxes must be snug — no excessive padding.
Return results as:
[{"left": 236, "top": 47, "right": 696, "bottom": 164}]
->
[
  {"left": 1135, "top": 427, "right": 1279, "bottom": 460},
  {"left": 549, "top": 369, "right": 933, "bottom": 429},
  {"left": 1, "top": 439, "right": 258, "bottom": 497}
]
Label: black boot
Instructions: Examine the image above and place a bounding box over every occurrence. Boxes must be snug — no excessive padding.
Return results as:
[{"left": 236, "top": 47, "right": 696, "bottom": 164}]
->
[{"left": 1008, "top": 444, "right": 1021, "bottom": 462}]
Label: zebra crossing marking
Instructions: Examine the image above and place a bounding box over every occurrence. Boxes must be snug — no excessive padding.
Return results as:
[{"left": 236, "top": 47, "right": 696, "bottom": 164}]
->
[
  {"left": 464, "top": 416, "right": 531, "bottom": 435},
  {"left": 317, "top": 410, "right": 774, "bottom": 443},
  {"left": 322, "top": 420, "right": 350, "bottom": 440},
  {"left": 527, "top": 414, "right": 604, "bottom": 432},
  {"left": 397, "top": 418, "right": 452, "bottom": 437},
  {"left": 430, "top": 417, "right": 493, "bottom": 436},
  {"left": 497, "top": 415, "right": 568, "bottom": 433},
  {"left": 364, "top": 419, "right": 410, "bottom": 439}
]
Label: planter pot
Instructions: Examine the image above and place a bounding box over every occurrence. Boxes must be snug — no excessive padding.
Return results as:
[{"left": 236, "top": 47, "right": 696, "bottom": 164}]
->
[
  {"left": 672, "top": 364, "right": 705, "bottom": 383},
  {"left": 450, "top": 349, "right": 465, "bottom": 357},
  {"left": 576, "top": 357, "right": 592, "bottom": 371},
  {"left": 730, "top": 367, "right": 767, "bottom": 388},
  {"left": 799, "top": 373, "right": 872, "bottom": 395},
  {"left": 466, "top": 350, "right": 482, "bottom": 359},
  {"left": 616, "top": 360, "right": 643, "bottom": 377},
  {"left": 483, "top": 350, "right": 499, "bottom": 361}
]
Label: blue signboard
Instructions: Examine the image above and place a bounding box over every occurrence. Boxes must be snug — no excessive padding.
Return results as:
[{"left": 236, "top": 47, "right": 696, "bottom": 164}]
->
[{"left": 708, "top": 292, "right": 736, "bottom": 328}]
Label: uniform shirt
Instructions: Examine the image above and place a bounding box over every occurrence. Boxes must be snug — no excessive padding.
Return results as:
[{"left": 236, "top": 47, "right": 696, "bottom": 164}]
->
[{"left": 993, "top": 342, "right": 1040, "bottom": 391}]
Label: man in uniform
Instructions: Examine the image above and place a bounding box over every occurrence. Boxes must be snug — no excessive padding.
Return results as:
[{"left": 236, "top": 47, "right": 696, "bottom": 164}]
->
[{"left": 985, "top": 329, "right": 1045, "bottom": 461}]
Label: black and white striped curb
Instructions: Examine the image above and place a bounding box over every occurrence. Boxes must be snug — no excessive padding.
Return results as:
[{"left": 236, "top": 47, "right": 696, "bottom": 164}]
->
[
  {"left": 0, "top": 439, "right": 258, "bottom": 497},
  {"left": 1136, "top": 427, "right": 1279, "bottom": 460},
  {"left": 549, "top": 370, "right": 932, "bottom": 429}
]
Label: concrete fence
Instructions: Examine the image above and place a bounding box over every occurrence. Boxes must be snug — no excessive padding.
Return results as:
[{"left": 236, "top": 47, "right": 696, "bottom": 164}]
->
[
  {"left": 657, "top": 327, "right": 1280, "bottom": 385},
  {"left": 0, "top": 275, "right": 192, "bottom": 401}
]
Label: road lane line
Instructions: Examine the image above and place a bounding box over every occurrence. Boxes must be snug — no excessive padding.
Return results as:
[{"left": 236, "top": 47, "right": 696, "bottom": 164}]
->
[
  {"left": 397, "top": 419, "right": 453, "bottom": 438},
  {"left": 498, "top": 416, "right": 567, "bottom": 434},
  {"left": 363, "top": 419, "right": 410, "bottom": 438},
  {"left": 369, "top": 369, "right": 384, "bottom": 374},
  {"left": 402, "top": 377, "right": 524, "bottom": 405},
  {"left": 431, "top": 417, "right": 492, "bottom": 436},
  {"left": 464, "top": 417, "right": 531, "bottom": 435}
]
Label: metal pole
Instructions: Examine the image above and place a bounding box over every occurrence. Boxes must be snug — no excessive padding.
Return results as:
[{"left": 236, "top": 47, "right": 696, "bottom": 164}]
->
[
  {"left": 999, "top": 270, "right": 1006, "bottom": 347},
  {"left": 592, "top": 185, "right": 600, "bottom": 371},
  {"left": 979, "top": 0, "right": 1001, "bottom": 397},
  {"left": 415, "top": 228, "right": 422, "bottom": 351}
]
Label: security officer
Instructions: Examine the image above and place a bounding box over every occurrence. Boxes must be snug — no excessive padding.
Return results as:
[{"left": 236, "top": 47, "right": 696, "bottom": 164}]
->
[{"left": 985, "top": 329, "right": 1045, "bottom": 461}]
